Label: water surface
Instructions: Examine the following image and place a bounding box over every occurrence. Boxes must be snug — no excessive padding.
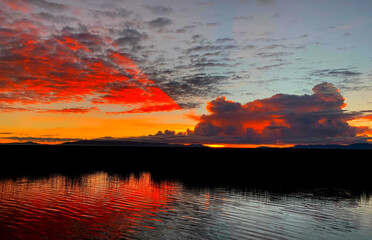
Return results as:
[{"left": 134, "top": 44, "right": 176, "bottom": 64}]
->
[{"left": 0, "top": 172, "right": 371, "bottom": 239}]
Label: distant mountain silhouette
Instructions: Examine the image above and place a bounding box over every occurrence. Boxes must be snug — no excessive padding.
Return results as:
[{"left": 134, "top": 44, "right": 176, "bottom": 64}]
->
[
  {"left": 61, "top": 140, "right": 206, "bottom": 148},
  {"left": 1, "top": 141, "right": 39, "bottom": 145},
  {"left": 292, "top": 143, "right": 372, "bottom": 149}
]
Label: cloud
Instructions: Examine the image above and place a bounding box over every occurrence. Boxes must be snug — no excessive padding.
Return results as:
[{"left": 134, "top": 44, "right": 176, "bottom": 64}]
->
[
  {"left": 28, "top": 0, "right": 69, "bottom": 12},
  {"left": 311, "top": 68, "right": 362, "bottom": 77},
  {"left": 38, "top": 107, "right": 98, "bottom": 114},
  {"left": 94, "top": 8, "right": 132, "bottom": 19},
  {"left": 176, "top": 25, "right": 197, "bottom": 33},
  {"left": 185, "top": 44, "right": 238, "bottom": 54},
  {"left": 33, "top": 12, "right": 78, "bottom": 23},
  {"left": 256, "top": 62, "right": 289, "bottom": 71},
  {"left": 145, "top": 17, "right": 173, "bottom": 28},
  {"left": 154, "top": 73, "right": 229, "bottom": 109},
  {"left": 125, "top": 83, "right": 371, "bottom": 145},
  {"left": 0, "top": 104, "right": 32, "bottom": 112},
  {"left": 114, "top": 29, "right": 148, "bottom": 47},
  {"left": 255, "top": 51, "right": 293, "bottom": 58},
  {"left": 233, "top": 16, "right": 255, "bottom": 21},
  {"left": 3, "top": 0, "right": 68, "bottom": 13},
  {"left": 0, "top": 17, "right": 180, "bottom": 114},
  {"left": 143, "top": 5, "right": 173, "bottom": 15}
]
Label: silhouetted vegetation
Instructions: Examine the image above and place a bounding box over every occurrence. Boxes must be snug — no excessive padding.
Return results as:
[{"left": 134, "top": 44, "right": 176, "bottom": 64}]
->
[{"left": 1, "top": 145, "right": 371, "bottom": 195}]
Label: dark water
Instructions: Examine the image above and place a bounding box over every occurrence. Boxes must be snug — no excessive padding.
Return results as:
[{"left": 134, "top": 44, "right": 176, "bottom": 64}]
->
[{"left": 0, "top": 172, "right": 371, "bottom": 240}]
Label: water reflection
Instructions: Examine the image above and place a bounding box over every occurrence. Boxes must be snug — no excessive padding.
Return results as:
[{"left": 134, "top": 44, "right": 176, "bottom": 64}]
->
[{"left": 0, "top": 172, "right": 371, "bottom": 240}]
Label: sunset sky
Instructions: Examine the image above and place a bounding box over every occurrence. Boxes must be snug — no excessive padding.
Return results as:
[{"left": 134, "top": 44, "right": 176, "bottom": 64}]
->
[{"left": 0, "top": 0, "right": 371, "bottom": 146}]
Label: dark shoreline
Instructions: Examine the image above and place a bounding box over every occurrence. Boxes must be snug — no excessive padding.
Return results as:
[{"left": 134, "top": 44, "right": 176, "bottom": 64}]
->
[{"left": 1, "top": 145, "right": 371, "bottom": 193}]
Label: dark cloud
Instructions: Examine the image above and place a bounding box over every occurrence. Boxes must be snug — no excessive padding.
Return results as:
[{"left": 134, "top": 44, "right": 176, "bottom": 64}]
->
[
  {"left": 189, "top": 57, "right": 232, "bottom": 69},
  {"left": 185, "top": 44, "right": 238, "bottom": 54},
  {"left": 192, "top": 82, "right": 365, "bottom": 144},
  {"left": 256, "top": 62, "right": 289, "bottom": 70},
  {"left": 311, "top": 68, "right": 362, "bottom": 78},
  {"left": 114, "top": 29, "right": 148, "bottom": 47},
  {"left": 145, "top": 17, "right": 173, "bottom": 28},
  {"left": 255, "top": 51, "right": 293, "bottom": 58},
  {"left": 33, "top": 12, "right": 78, "bottom": 23},
  {"left": 151, "top": 73, "right": 228, "bottom": 109},
  {"left": 95, "top": 8, "right": 132, "bottom": 19},
  {"left": 143, "top": 5, "right": 173, "bottom": 15},
  {"left": 29, "top": 0, "right": 68, "bottom": 12},
  {"left": 176, "top": 25, "right": 197, "bottom": 33},
  {"left": 216, "top": 38, "right": 234, "bottom": 43},
  {"left": 123, "top": 83, "right": 371, "bottom": 145},
  {"left": 206, "top": 22, "right": 220, "bottom": 27}
]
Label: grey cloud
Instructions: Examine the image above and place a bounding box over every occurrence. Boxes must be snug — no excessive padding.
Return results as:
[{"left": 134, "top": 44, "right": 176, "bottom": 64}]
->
[
  {"left": 255, "top": 51, "right": 293, "bottom": 58},
  {"left": 114, "top": 29, "right": 148, "bottom": 47},
  {"left": 216, "top": 38, "right": 234, "bottom": 43},
  {"left": 143, "top": 5, "right": 173, "bottom": 15},
  {"left": 56, "top": 32, "right": 105, "bottom": 51},
  {"left": 185, "top": 44, "right": 238, "bottom": 54},
  {"left": 29, "top": 0, "right": 68, "bottom": 11},
  {"left": 311, "top": 68, "right": 362, "bottom": 77},
  {"left": 145, "top": 17, "right": 173, "bottom": 28},
  {"left": 34, "top": 12, "right": 78, "bottom": 23},
  {"left": 191, "top": 34, "right": 204, "bottom": 40},
  {"left": 153, "top": 73, "right": 228, "bottom": 109},
  {"left": 256, "top": 62, "right": 289, "bottom": 71},
  {"left": 176, "top": 25, "right": 197, "bottom": 33},
  {"left": 95, "top": 8, "right": 132, "bottom": 19},
  {"left": 206, "top": 22, "right": 220, "bottom": 27}
]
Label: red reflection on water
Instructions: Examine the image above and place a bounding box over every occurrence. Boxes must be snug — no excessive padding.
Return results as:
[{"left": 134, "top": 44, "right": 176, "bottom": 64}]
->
[{"left": 0, "top": 172, "right": 179, "bottom": 239}]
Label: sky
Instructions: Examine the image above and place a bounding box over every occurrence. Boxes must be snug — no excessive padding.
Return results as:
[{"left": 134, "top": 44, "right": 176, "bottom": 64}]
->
[{"left": 0, "top": 0, "right": 371, "bottom": 146}]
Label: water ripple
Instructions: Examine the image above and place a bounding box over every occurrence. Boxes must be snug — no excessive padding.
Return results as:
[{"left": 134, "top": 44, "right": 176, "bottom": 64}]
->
[{"left": 0, "top": 172, "right": 371, "bottom": 239}]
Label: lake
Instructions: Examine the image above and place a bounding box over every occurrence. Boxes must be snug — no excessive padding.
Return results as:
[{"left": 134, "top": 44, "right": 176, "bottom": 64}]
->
[{"left": 1, "top": 171, "right": 371, "bottom": 240}]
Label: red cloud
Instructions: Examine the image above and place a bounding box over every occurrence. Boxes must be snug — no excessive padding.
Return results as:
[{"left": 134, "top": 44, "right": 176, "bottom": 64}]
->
[{"left": 0, "top": 14, "right": 180, "bottom": 114}]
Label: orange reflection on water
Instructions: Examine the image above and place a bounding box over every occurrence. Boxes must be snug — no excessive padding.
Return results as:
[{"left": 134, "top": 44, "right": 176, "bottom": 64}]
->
[{"left": 0, "top": 172, "right": 180, "bottom": 240}]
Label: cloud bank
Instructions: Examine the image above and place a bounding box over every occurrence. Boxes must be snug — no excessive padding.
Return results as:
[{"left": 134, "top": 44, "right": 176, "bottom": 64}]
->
[{"left": 121, "top": 83, "right": 371, "bottom": 145}]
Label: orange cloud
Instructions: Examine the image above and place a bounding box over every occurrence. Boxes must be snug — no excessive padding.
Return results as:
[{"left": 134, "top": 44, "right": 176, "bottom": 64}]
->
[{"left": 37, "top": 107, "right": 99, "bottom": 114}]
